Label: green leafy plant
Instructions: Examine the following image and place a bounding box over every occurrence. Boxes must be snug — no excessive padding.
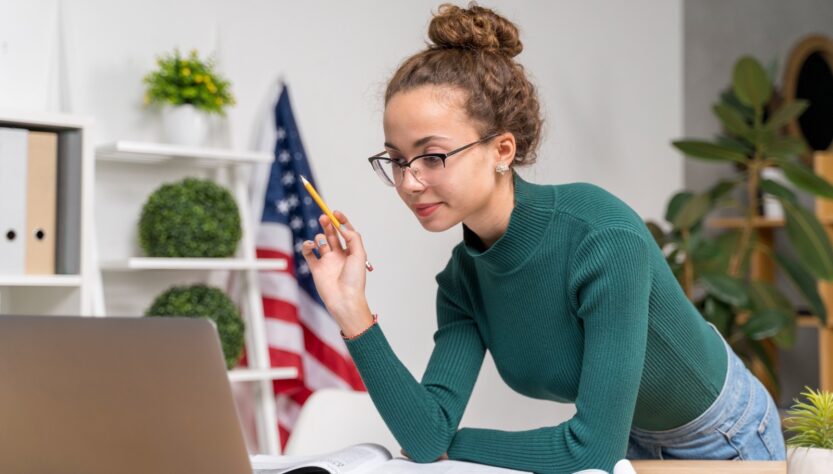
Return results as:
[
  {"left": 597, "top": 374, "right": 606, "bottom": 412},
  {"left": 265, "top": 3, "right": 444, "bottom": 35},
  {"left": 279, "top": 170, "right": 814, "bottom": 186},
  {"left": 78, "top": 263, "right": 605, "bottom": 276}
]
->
[
  {"left": 646, "top": 55, "right": 833, "bottom": 394},
  {"left": 146, "top": 284, "right": 245, "bottom": 369},
  {"left": 785, "top": 387, "right": 833, "bottom": 449},
  {"left": 139, "top": 178, "right": 242, "bottom": 258},
  {"left": 143, "top": 49, "right": 235, "bottom": 115}
]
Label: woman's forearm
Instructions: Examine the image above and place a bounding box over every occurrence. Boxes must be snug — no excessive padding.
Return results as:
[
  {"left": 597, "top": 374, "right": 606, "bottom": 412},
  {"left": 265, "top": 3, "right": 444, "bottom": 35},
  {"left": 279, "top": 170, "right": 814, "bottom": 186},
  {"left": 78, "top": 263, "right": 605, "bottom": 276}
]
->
[{"left": 344, "top": 318, "right": 486, "bottom": 463}]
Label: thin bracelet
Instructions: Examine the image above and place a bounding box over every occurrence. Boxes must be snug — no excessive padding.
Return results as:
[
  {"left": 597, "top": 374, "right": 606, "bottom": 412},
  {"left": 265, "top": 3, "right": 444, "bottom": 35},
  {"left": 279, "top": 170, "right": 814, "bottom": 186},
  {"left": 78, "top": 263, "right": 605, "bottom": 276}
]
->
[{"left": 341, "top": 314, "right": 379, "bottom": 341}]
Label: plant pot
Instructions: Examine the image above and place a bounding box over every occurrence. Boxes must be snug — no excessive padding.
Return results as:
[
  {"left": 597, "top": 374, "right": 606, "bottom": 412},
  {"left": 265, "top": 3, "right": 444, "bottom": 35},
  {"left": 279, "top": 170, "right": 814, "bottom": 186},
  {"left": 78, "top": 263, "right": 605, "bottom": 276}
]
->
[
  {"left": 761, "top": 166, "right": 788, "bottom": 219},
  {"left": 161, "top": 104, "right": 208, "bottom": 147},
  {"left": 787, "top": 446, "right": 833, "bottom": 473}
]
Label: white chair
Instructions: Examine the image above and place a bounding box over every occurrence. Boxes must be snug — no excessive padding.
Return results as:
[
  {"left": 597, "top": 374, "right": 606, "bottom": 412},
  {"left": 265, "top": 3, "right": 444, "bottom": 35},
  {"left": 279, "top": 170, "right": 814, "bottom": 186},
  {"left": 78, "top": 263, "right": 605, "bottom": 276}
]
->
[{"left": 283, "top": 389, "right": 400, "bottom": 456}]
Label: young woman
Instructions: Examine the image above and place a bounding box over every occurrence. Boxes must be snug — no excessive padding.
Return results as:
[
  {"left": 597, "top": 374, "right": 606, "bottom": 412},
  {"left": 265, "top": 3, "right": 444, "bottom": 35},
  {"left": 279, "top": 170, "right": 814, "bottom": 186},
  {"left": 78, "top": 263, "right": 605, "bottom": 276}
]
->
[{"left": 300, "top": 4, "right": 785, "bottom": 473}]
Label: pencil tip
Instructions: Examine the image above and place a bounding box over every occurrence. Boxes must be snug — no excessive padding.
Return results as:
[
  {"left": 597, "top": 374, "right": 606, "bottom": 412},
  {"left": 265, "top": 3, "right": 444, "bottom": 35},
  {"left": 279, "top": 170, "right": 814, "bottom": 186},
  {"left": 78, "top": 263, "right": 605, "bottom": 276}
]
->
[{"left": 300, "top": 175, "right": 309, "bottom": 184}]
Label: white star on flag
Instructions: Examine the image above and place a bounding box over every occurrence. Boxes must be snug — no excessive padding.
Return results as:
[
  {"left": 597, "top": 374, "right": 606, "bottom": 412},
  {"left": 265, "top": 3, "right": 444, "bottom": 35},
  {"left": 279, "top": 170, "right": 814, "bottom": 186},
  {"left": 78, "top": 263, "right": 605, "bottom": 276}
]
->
[
  {"left": 294, "top": 239, "right": 305, "bottom": 253},
  {"left": 290, "top": 216, "right": 304, "bottom": 230},
  {"left": 282, "top": 172, "right": 296, "bottom": 186},
  {"left": 303, "top": 196, "right": 313, "bottom": 206},
  {"left": 287, "top": 195, "right": 299, "bottom": 209},
  {"left": 308, "top": 218, "right": 319, "bottom": 229},
  {"left": 276, "top": 127, "right": 286, "bottom": 140},
  {"left": 278, "top": 150, "right": 291, "bottom": 163},
  {"left": 297, "top": 262, "right": 310, "bottom": 275},
  {"left": 276, "top": 199, "right": 290, "bottom": 214}
]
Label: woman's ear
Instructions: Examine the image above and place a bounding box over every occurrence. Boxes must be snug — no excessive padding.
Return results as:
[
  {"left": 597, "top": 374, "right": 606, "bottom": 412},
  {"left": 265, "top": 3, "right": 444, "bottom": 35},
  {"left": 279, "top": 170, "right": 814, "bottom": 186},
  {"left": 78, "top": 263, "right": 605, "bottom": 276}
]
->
[{"left": 494, "top": 132, "right": 516, "bottom": 168}]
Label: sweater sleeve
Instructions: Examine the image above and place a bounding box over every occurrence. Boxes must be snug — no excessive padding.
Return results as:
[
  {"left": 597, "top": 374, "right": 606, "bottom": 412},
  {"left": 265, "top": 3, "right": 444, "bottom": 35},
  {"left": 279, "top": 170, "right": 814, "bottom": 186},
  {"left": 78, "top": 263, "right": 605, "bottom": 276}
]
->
[
  {"left": 445, "top": 228, "right": 653, "bottom": 473},
  {"left": 344, "top": 269, "right": 487, "bottom": 463}
]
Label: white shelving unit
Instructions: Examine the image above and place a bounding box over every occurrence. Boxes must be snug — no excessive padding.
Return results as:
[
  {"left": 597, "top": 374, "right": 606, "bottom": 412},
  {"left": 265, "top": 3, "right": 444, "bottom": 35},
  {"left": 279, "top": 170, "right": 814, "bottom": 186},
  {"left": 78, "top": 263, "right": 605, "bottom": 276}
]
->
[
  {"left": 93, "top": 140, "right": 295, "bottom": 455},
  {"left": 228, "top": 368, "right": 298, "bottom": 383},
  {"left": 97, "top": 140, "right": 275, "bottom": 166},
  {"left": 0, "top": 275, "right": 84, "bottom": 287},
  {"left": 99, "top": 257, "right": 287, "bottom": 271},
  {"left": 0, "top": 111, "right": 96, "bottom": 315}
]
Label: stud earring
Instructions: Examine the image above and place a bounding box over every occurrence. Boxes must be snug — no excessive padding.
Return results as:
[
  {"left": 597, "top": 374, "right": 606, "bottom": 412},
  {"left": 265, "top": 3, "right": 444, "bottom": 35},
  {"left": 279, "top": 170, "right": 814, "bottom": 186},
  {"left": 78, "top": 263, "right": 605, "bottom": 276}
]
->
[{"left": 496, "top": 163, "right": 510, "bottom": 175}]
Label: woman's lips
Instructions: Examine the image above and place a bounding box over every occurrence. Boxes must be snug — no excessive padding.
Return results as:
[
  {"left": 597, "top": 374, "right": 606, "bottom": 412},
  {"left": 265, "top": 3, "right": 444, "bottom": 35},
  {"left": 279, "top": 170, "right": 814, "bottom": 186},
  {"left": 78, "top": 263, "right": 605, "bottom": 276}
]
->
[{"left": 415, "top": 203, "right": 442, "bottom": 217}]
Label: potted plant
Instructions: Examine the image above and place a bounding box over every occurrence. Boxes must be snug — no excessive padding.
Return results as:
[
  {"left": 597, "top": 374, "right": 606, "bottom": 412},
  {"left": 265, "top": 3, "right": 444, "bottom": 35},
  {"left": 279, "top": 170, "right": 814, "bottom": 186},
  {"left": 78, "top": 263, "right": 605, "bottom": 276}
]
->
[
  {"left": 646, "top": 55, "right": 833, "bottom": 395},
  {"left": 784, "top": 387, "right": 833, "bottom": 473},
  {"left": 138, "top": 177, "right": 242, "bottom": 258},
  {"left": 146, "top": 284, "right": 246, "bottom": 369},
  {"left": 143, "top": 48, "right": 235, "bottom": 146}
]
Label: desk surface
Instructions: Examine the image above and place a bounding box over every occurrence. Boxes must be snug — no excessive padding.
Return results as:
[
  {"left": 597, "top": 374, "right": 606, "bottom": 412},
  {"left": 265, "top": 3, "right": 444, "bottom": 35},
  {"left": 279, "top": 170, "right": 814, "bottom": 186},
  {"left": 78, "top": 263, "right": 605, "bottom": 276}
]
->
[{"left": 631, "top": 460, "right": 786, "bottom": 474}]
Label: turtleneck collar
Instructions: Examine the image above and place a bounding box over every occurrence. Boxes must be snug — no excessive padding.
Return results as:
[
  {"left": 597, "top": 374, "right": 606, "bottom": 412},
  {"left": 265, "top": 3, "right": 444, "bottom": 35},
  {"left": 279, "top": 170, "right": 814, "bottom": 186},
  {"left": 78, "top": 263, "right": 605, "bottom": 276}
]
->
[{"left": 462, "top": 172, "right": 557, "bottom": 273}]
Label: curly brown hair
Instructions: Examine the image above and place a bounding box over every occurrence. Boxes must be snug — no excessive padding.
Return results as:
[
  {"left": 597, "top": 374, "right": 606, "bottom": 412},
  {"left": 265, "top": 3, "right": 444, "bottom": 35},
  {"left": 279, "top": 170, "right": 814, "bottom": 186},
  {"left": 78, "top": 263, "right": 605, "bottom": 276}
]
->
[{"left": 385, "top": 2, "right": 543, "bottom": 166}]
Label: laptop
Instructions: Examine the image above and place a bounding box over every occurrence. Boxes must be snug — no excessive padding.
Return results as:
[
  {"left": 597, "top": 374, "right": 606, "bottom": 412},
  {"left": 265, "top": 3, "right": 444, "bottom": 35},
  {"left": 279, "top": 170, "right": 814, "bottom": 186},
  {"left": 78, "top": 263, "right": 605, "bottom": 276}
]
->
[{"left": 0, "top": 315, "right": 253, "bottom": 473}]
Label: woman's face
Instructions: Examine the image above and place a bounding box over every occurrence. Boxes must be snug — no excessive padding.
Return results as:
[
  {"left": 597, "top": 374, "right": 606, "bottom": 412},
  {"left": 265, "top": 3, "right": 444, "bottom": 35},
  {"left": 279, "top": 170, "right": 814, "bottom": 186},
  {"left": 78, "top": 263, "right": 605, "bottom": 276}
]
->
[{"left": 383, "top": 85, "right": 506, "bottom": 232}]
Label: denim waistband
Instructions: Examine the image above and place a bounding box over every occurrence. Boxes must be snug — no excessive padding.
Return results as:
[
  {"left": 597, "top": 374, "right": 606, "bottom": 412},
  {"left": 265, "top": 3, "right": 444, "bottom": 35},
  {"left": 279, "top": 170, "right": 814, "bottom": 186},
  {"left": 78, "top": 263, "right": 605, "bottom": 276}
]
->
[{"left": 629, "top": 323, "right": 745, "bottom": 443}]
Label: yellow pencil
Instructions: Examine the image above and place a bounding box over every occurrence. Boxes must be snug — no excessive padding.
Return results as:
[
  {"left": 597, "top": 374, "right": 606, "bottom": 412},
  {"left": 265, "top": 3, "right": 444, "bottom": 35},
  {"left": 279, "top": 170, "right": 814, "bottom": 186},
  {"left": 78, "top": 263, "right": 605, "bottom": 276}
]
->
[{"left": 300, "top": 175, "right": 374, "bottom": 272}]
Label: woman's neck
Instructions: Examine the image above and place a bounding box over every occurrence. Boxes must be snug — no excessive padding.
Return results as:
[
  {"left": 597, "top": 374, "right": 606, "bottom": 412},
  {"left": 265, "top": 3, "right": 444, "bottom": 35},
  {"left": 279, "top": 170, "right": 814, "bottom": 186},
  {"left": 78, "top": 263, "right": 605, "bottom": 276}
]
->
[{"left": 463, "top": 175, "right": 516, "bottom": 249}]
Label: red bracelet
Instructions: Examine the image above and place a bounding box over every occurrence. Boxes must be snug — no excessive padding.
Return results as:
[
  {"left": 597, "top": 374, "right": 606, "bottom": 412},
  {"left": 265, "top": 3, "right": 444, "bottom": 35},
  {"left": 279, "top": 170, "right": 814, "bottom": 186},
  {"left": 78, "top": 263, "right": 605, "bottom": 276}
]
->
[{"left": 341, "top": 314, "right": 379, "bottom": 341}]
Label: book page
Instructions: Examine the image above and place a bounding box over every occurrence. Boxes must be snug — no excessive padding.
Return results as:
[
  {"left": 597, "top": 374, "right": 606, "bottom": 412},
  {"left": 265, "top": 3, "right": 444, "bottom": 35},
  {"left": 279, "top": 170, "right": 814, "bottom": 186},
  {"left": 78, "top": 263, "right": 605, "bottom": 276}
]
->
[
  {"left": 371, "top": 458, "right": 635, "bottom": 474},
  {"left": 252, "top": 443, "right": 392, "bottom": 474},
  {"left": 367, "top": 458, "right": 532, "bottom": 473}
]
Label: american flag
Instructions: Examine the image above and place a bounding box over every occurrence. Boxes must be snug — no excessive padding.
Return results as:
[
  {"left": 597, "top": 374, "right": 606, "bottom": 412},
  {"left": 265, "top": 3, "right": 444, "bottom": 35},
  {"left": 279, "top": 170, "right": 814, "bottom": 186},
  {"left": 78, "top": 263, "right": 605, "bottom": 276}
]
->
[{"left": 255, "top": 85, "right": 365, "bottom": 448}]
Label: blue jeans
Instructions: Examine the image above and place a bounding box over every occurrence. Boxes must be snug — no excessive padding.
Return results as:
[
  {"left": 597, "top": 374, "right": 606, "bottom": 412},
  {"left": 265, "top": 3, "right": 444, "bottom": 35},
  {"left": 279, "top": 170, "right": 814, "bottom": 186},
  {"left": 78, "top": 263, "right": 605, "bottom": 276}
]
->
[{"left": 627, "top": 325, "right": 786, "bottom": 461}]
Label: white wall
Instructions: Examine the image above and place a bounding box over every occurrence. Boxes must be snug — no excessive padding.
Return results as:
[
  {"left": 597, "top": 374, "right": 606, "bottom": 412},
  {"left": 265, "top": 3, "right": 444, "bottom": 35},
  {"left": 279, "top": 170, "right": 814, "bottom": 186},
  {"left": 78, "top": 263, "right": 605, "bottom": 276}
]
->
[{"left": 4, "top": 0, "right": 684, "bottom": 448}]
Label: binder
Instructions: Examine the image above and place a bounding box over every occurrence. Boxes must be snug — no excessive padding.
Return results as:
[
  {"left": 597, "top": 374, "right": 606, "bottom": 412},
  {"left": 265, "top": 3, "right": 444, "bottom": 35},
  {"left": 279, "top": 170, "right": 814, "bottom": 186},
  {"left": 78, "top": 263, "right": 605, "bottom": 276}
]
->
[
  {"left": 25, "top": 131, "right": 58, "bottom": 275},
  {"left": 55, "top": 130, "right": 82, "bottom": 275},
  {"left": 0, "top": 127, "right": 29, "bottom": 275}
]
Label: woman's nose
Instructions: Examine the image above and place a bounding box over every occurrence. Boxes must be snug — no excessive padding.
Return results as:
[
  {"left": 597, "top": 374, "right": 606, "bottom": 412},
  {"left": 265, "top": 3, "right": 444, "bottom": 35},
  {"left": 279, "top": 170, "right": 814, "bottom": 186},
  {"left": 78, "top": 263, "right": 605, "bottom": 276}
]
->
[{"left": 399, "top": 166, "right": 426, "bottom": 191}]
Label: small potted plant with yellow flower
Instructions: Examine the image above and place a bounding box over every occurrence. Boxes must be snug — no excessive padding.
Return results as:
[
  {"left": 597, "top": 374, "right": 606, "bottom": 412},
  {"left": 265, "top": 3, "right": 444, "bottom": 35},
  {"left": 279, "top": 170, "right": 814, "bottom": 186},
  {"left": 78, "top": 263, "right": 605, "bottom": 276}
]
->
[
  {"left": 143, "top": 49, "right": 235, "bottom": 146},
  {"left": 784, "top": 387, "right": 833, "bottom": 473}
]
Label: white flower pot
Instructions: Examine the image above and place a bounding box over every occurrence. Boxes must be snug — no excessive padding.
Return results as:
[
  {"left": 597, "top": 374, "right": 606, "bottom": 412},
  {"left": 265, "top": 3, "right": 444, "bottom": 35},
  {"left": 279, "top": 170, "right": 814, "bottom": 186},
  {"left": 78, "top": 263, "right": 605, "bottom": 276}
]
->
[
  {"left": 787, "top": 446, "right": 833, "bottom": 473},
  {"left": 161, "top": 104, "right": 208, "bottom": 147},
  {"left": 761, "top": 166, "right": 788, "bottom": 219}
]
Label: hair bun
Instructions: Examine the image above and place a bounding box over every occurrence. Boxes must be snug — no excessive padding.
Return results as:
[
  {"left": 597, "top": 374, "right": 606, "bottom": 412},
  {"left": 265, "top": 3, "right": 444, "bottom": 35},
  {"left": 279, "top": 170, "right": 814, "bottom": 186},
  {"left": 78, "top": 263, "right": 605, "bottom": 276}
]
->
[{"left": 428, "top": 3, "right": 523, "bottom": 58}]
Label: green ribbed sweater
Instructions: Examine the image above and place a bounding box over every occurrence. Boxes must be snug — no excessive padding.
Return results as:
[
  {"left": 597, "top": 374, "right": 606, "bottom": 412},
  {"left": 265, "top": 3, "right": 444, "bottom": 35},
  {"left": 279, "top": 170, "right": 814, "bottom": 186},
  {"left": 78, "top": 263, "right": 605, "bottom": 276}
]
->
[{"left": 345, "top": 173, "right": 728, "bottom": 473}]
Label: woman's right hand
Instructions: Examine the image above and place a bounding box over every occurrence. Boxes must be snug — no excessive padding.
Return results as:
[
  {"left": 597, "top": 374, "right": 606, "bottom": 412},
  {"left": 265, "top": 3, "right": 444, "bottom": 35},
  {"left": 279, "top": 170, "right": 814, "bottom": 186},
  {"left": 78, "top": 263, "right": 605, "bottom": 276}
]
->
[{"left": 300, "top": 211, "right": 373, "bottom": 331}]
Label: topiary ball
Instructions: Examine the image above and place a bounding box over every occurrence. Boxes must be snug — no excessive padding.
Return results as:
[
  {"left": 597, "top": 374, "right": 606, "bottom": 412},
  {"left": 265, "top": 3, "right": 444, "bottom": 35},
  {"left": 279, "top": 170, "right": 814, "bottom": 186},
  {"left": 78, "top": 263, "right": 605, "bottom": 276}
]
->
[
  {"left": 139, "top": 177, "right": 242, "bottom": 258},
  {"left": 145, "top": 284, "right": 245, "bottom": 369}
]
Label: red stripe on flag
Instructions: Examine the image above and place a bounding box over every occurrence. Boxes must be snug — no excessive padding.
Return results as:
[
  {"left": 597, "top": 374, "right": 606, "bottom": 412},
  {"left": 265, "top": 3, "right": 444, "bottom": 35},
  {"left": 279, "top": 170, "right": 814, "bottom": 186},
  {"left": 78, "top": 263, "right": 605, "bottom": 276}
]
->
[
  {"left": 268, "top": 348, "right": 305, "bottom": 395},
  {"left": 256, "top": 247, "right": 293, "bottom": 261},
  {"left": 257, "top": 248, "right": 295, "bottom": 275},
  {"left": 289, "top": 386, "right": 313, "bottom": 406},
  {"left": 268, "top": 346, "right": 303, "bottom": 370},
  {"left": 262, "top": 297, "right": 299, "bottom": 324},
  {"left": 278, "top": 424, "right": 291, "bottom": 450},
  {"left": 299, "top": 323, "right": 366, "bottom": 391}
]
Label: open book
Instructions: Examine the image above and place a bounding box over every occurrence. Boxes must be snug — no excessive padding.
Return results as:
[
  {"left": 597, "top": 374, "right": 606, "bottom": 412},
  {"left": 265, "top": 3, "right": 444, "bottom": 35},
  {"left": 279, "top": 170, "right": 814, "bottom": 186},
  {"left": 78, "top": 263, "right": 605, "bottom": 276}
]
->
[
  {"left": 250, "top": 443, "right": 530, "bottom": 473},
  {"left": 250, "top": 443, "right": 637, "bottom": 474}
]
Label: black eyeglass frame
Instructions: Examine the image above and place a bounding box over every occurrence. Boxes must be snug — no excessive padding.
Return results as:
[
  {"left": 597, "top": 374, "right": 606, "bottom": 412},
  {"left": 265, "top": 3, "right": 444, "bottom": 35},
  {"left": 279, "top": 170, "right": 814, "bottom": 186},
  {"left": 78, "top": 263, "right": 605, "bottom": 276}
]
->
[{"left": 367, "top": 133, "right": 501, "bottom": 186}]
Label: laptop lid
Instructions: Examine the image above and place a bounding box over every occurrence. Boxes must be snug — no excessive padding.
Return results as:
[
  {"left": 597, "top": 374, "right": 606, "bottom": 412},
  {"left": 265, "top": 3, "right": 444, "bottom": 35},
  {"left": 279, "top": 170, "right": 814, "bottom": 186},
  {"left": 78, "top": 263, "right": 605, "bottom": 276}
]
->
[{"left": 0, "top": 315, "right": 252, "bottom": 474}]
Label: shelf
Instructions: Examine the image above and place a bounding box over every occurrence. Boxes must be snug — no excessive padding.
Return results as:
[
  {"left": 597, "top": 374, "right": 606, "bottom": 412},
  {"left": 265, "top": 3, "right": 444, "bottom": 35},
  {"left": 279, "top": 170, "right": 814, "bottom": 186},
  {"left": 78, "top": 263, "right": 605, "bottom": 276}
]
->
[
  {"left": 708, "top": 216, "right": 833, "bottom": 229},
  {"left": 708, "top": 217, "right": 784, "bottom": 229},
  {"left": 96, "top": 141, "right": 274, "bottom": 167},
  {"left": 798, "top": 315, "right": 827, "bottom": 328},
  {"left": 0, "top": 274, "right": 83, "bottom": 287},
  {"left": 99, "top": 257, "right": 288, "bottom": 271},
  {"left": 227, "top": 367, "right": 298, "bottom": 383},
  {"left": 0, "top": 110, "right": 92, "bottom": 130}
]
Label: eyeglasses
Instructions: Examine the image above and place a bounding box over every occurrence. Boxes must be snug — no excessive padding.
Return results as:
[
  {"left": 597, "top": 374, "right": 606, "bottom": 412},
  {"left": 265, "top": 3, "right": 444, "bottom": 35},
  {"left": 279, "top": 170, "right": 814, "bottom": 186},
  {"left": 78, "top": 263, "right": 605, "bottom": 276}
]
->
[{"left": 368, "top": 133, "right": 499, "bottom": 187}]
